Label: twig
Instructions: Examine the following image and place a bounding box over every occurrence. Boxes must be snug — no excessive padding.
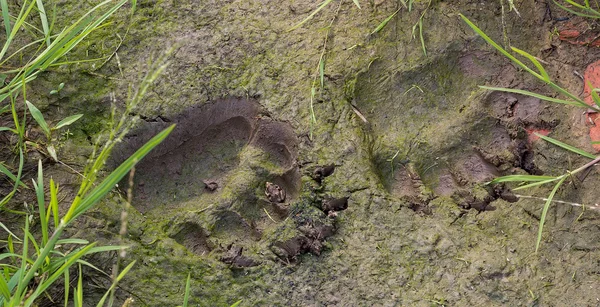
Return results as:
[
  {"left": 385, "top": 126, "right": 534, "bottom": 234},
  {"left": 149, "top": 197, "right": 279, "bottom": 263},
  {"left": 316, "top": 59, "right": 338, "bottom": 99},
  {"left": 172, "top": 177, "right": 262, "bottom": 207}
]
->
[
  {"left": 264, "top": 208, "right": 276, "bottom": 223},
  {"left": 350, "top": 103, "right": 368, "bottom": 123}
]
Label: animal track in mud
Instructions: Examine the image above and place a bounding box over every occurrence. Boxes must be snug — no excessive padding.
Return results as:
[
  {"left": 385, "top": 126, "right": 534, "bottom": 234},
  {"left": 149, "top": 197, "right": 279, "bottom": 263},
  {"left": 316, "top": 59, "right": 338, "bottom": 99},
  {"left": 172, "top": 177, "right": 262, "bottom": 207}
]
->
[
  {"left": 112, "top": 98, "right": 302, "bottom": 257},
  {"left": 113, "top": 98, "right": 299, "bottom": 213},
  {"left": 353, "top": 49, "right": 543, "bottom": 212}
]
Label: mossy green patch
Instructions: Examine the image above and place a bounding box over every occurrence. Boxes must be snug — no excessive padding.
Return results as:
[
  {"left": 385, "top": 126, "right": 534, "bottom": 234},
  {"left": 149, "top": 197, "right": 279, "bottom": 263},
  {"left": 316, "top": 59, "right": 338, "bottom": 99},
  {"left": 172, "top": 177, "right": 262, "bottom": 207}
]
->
[{"left": 20, "top": 0, "right": 600, "bottom": 306}]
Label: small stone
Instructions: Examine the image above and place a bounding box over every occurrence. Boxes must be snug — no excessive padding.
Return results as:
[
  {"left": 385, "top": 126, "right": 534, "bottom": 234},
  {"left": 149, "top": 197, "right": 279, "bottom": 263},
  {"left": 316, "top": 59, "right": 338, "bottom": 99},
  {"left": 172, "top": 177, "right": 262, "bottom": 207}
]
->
[
  {"left": 313, "top": 164, "right": 336, "bottom": 184},
  {"left": 321, "top": 197, "right": 349, "bottom": 213},
  {"left": 203, "top": 179, "right": 218, "bottom": 192},
  {"left": 265, "top": 182, "right": 286, "bottom": 203}
]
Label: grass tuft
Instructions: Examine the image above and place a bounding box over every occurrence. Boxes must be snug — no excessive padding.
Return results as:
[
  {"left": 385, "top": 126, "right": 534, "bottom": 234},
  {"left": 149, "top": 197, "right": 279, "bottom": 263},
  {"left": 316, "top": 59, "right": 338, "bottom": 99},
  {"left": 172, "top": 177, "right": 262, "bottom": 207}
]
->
[{"left": 0, "top": 1, "right": 176, "bottom": 305}]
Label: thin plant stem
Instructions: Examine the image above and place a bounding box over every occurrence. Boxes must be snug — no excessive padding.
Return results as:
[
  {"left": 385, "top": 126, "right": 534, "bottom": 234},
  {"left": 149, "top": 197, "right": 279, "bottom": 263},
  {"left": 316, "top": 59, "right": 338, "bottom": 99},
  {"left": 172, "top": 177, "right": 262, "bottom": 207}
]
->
[
  {"left": 515, "top": 194, "right": 600, "bottom": 209},
  {"left": 309, "top": 0, "right": 344, "bottom": 139}
]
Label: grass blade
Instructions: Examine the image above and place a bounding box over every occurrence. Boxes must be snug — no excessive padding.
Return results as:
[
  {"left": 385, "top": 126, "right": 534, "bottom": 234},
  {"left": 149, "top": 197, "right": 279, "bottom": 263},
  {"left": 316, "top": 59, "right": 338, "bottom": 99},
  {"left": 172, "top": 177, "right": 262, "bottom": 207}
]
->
[
  {"left": 511, "top": 47, "right": 549, "bottom": 81},
  {"left": 489, "top": 174, "right": 556, "bottom": 184},
  {"left": 319, "top": 55, "right": 324, "bottom": 89},
  {"left": 310, "top": 85, "right": 317, "bottom": 122},
  {"left": 25, "top": 100, "right": 50, "bottom": 138},
  {"left": 11, "top": 0, "right": 127, "bottom": 87},
  {"left": 74, "top": 259, "right": 106, "bottom": 275},
  {"left": 0, "top": 103, "right": 9, "bottom": 113},
  {"left": 0, "top": 0, "right": 11, "bottom": 37},
  {"left": 564, "top": 0, "right": 589, "bottom": 9},
  {"left": 63, "top": 269, "right": 69, "bottom": 307},
  {"left": 352, "top": 0, "right": 361, "bottom": 9},
  {"left": 462, "top": 14, "right": 593, "bottom": 110},
  {"left": 592, "top": 91, "right": 600, "bottom": 110},
  {"left": 536, "top": 133, "right": 596, "bottom": 159},
  {"left": 591, "top": 87, "right": 600, "bottom": 109},
  {"left": 53, "top": 114, "right": 83, "bottom": 129},
  {"left": 85, "top": 246, "right": 125, "bottom": 254},
  {"left": 0, "top": 162, "right": 26, "bottom": 188},
  {"left": 230, "top": 300, "right": 243, "bottom": 307},
  {"left": 24, "top": 231, "right": 41, "bottom": 261},
  {"left": 34, "top": 160, "right": 48, "bottom": 245},
  {"left": 35, "top": 0, "right": 50, "bottom": 46},
  {"left": 0, "top": 148, "right": 25, "bottom": 208},
  {"left": 535, "top": 176, "right": 567, "bottom": 253},
  {"left": 0, "top": 0, "right": 37, "bottom": 63},
  {"left": 24, "top": 243, "right": 96, "bottom": 307},
  {"left": 67, "top": 124, "right": 175, "bottom": 222},
  {"left": 513, "top": 177, "right": 563, "bottom": 191},
  {"left": 13, "top": 218, "right": 30, "bottom": 304},
  {"left": 49, "top": 178, "right": 59, "bottom": 227},
  {"left": 479, "top": 86, "right": 587, "bottom": 107},
  {"left": 2, "top": 267, "right": 23, "bottom": 304},
  {"left": 17, "top": 225, "right": 64, "bottom": 304},
  {"left": 554, "top": 1, "right": 600, "bottom": 18},
  {"left": 0, "top": 272, "right": 10, "bottom": 300},
  {"left": 56, "top": 238, "right": 88, "bottom": 245},
  {"left": 183, "top": 273, "right": 191, "bottom": 307},
  {"left": 0, "top": 221, "right": 21, "bottom": 241},
  {"left": 418, "top": 18, "right": 426, "bottom": 56},
  {"left": 95, "top": 261, "right": 136, "bottom": 307},
  {"left": 460, "top": 14, "right": 541, "bottom": 79},
  {"left": 288, "top": 0, "right": 334, "bottom": 32},
  {"left": 371, "top": 9, "right": 399, "bottom": 34},
  {"left": 74, "top": 265, "right": 83, "bottom": 306},
  {"left": 0, "top": 127, "right": 17, "bottom": 133}
]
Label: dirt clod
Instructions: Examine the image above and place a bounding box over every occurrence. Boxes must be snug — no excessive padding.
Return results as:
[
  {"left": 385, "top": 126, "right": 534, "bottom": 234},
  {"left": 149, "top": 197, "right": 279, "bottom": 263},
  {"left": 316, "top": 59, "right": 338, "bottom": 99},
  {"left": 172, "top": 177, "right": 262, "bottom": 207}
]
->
[
  {"left": 312, "top": 164, "right": 336, "bottom": 184},
  {"left": 203, "top": 179, "right": 218, "bottom": 192},
  {"left": 271, "top": 221, "right": 336, "bottom": 260},
  {"left": 220, "top": 244, "right": 260, "bottom": 268},
  {"left": 321, "top": 197, "right": 349, "bottom": 214},
  {"left": 265, "top": 182, "right": 286, "bottom": 203}
]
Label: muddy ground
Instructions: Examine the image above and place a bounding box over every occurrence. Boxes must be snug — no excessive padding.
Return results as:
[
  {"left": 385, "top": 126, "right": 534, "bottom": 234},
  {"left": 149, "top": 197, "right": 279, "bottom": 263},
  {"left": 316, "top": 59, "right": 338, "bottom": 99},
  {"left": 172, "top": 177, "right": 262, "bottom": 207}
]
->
[{"left": 4, "top": 0, "right": 600, "bottom": 306}]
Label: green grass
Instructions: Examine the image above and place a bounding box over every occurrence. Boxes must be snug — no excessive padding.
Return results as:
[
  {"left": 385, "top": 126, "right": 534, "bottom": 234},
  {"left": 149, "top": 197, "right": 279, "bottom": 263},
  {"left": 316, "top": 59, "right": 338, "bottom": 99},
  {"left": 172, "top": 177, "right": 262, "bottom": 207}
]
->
[
  {"left": 460, "top": 14, "right": 597, "bottom": 112},
  {"left": 461, "top": 14, "right": 600, "bottom": 253},
  {"left": 0, "top": 0, "right": 133, "bottom": 209},
  {"left": 410, "top": 0, "right": 431, "bottom": 56},
  {"left": 0, "top": 0, "right": 176, "bottom": 305},
  {"left": 0, "top": 65, "right": 174, "bottom": 306},
  {"left": 554, "top": 0, "right": 600, "bottom": 18},
  {"left": 371, "top": 9, "right": 399, "bottom": 35}
]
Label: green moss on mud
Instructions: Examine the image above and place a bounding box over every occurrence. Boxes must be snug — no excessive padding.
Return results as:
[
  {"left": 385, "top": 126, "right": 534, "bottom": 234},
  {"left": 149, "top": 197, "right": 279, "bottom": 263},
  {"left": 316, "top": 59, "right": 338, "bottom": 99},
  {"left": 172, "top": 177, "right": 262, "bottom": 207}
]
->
[{"left": 21, "top": 0, "right": 600, "bottom": 306}]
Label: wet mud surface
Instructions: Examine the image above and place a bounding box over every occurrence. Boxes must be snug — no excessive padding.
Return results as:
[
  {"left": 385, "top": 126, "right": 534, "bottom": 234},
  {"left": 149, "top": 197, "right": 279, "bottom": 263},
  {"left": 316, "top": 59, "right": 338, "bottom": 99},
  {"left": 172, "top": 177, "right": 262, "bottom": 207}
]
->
[{"left": 15, "top": 0, "right": 600, "bottom": 306}]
